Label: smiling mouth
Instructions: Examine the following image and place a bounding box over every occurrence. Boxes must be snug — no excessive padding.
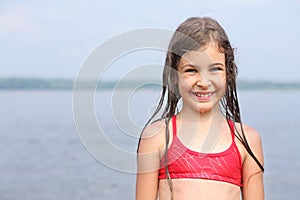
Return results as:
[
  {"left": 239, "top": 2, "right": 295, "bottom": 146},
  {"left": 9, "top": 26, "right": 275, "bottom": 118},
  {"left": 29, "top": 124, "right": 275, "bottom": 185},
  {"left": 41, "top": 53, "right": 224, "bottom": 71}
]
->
[
  {"left": 192, "top": 91, "right": 215, "bottom": 100},
  {"left": 195, "top": 93, "right": 212, "bottom": 97},
  {"left": 193, "top": 92, "right": 214, "bottom": 97}
]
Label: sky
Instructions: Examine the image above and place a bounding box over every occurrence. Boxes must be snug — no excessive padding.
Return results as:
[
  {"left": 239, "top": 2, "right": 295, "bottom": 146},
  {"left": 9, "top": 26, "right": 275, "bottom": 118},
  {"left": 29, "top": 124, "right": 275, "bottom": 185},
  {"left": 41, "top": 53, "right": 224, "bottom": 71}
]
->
[{"left": 0, "top": 0, "right": 299, "bottom": 82}]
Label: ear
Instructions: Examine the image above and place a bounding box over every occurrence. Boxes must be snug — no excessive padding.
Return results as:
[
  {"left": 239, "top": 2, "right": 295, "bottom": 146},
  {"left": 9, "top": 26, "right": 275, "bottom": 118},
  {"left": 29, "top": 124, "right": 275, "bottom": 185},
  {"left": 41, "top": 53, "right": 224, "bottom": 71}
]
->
[{"left": 174, "top": 77, "right": 178, "bottom": 84}]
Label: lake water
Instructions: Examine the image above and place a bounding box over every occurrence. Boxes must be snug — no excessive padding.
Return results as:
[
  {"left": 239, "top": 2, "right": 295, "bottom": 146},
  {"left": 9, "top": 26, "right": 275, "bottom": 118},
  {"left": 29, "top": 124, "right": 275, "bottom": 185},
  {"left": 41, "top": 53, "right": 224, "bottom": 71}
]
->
[{"left": 0, "top": 89, "right": 299, "bottom": 200}]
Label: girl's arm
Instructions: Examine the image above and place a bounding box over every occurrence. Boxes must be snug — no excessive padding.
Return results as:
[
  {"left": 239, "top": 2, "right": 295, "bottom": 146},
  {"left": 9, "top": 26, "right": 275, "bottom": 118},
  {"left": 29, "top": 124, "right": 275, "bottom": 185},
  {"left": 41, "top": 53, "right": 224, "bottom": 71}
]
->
[
  {"left": 241, "top": 126, "right": 264, "bottom": 200},
  {"left": 136, "top": 121, "right": 165, "bottom": 200}
]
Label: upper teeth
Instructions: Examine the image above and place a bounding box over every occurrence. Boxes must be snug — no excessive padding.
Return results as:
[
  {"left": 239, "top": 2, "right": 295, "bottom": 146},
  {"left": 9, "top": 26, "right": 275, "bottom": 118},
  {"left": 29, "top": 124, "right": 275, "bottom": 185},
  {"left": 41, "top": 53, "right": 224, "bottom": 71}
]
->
[{"left": 195, "top": 93, "right": 211, "bottom": 97}]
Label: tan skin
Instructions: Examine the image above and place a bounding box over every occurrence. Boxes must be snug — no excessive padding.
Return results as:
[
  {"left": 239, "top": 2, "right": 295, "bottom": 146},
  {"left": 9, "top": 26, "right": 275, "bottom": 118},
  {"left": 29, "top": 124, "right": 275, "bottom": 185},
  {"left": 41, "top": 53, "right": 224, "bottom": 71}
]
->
[{"left": 136, "top": 43, "right": 264, "bottom": 200}]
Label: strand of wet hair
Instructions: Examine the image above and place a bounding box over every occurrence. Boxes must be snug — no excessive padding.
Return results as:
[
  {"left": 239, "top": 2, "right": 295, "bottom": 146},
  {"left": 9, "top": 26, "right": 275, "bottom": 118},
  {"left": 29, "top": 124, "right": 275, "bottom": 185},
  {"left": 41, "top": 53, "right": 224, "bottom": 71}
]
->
[
  {"left": 164, "top": 117, "right": 174, "bottom": 200},
  {"left": 226, "top": 88, "right": 265, "bottom": 172}
]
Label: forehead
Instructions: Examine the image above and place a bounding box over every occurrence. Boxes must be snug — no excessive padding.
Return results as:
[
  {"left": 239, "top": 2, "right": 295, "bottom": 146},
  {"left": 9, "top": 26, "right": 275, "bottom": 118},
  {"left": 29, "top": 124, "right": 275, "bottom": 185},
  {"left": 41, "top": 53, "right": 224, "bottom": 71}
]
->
[{"left": 179, "top": 43, "right": 225, "bottom": 67}]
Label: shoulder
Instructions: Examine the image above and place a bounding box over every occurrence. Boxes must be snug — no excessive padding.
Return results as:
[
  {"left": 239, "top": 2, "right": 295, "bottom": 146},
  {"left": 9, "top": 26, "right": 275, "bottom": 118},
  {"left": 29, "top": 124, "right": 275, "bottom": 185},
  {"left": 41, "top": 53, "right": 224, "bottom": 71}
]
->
[
  {"left": 234, "top": 122, "right": 262, "bottom": 148},
  {"left": 238, "top": 124, "right": 265, "bottom": 199},
  {"left": 234, "top": 122, "right": 264, "bottom": 164},
  {"left": 242, "top": 124, "right": 262, "bottom": 147},
  {"left": 138, "top": 119, "right": 167, "bottom": 153}
]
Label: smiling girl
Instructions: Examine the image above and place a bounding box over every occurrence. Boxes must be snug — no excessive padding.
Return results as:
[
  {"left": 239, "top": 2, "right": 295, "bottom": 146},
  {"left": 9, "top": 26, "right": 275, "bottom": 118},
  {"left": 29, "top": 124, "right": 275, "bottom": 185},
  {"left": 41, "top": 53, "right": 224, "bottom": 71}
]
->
[{"left": 136, "top": 17, "right": 264, "bottom": 200}]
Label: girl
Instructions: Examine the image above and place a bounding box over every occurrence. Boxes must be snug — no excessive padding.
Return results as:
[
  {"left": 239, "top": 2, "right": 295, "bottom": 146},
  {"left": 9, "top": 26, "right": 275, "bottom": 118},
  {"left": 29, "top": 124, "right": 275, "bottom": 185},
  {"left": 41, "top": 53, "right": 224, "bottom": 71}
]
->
[{"left": 136, "top": 17, "right": 264, "bottom": 200}]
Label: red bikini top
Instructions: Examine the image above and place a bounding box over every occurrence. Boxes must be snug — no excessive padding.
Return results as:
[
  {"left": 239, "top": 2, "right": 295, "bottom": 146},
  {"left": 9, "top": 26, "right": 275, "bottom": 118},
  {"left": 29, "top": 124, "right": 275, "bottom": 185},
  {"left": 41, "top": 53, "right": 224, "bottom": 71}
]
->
[{"left": 158, "top": 115, "right": 243, "bottom": 187}]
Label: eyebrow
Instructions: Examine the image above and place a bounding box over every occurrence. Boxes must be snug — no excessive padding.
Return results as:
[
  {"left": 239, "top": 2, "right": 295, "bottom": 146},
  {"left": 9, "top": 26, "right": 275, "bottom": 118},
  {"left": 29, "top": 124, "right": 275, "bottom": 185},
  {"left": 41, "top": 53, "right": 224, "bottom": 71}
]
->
[
  {"left": 209, "top": 62, "right": 225, "bottom": 67},
  {"left": 180, "top": 62, "right": 225, "bottom": 69}
]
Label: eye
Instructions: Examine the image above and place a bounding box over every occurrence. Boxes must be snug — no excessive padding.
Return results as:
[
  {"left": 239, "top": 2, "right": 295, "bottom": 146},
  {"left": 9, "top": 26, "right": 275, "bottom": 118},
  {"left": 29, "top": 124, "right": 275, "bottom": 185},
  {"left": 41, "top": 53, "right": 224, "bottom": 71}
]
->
[
  {"left": 184, "top": 68, "right": 198, "bottom": 73},
  {"left": 210, "top": 67, "right": 224, "bottom": 72}
]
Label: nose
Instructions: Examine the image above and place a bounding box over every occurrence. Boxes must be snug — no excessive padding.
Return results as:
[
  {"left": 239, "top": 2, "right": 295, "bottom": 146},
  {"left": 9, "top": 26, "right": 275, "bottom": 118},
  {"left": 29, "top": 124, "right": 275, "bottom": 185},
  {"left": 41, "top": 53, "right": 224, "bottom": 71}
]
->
[{"left": 196, "top": 75, "right": 211, "bottom": 88}]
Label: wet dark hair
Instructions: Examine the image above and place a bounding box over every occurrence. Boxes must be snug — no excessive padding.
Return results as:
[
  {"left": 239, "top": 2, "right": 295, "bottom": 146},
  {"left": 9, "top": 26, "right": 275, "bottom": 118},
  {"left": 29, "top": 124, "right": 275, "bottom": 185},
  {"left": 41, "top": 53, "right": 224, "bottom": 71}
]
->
[{"left": 137, "top": 17, "right": 264, "bottom": 197}]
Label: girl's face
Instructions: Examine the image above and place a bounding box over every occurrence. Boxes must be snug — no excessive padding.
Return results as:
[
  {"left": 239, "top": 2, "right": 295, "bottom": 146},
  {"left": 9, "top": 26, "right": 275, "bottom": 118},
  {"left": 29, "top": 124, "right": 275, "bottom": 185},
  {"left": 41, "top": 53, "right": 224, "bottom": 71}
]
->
[{"left": 177, "top": 43, "right": 226, "bottom": 114}]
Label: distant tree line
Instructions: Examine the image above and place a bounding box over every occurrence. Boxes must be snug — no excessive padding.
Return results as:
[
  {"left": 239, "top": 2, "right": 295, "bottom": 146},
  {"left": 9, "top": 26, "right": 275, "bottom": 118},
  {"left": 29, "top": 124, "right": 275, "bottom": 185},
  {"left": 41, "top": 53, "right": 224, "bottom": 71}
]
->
[
  {"left": 0, "top": 77, "right": 299, "bottom": 90},
  {"left": 0, "top": 78, "right": 74, "bottom": 90}
]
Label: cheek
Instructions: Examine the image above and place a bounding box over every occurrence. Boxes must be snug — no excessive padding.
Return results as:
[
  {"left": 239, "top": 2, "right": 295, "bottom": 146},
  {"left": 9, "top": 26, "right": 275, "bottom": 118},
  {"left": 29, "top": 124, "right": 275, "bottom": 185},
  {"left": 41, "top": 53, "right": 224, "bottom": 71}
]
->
[
  {"left": 213, "top": 73, "right": 226, "bottom": 87},
  {"left": 220, "top": 80, "right": 226, "bottom": 94},
  {"left": 220, "top": 79, "right": 227, "bottom": 97},
  {"left": 221, "top": 77, "right": 226, "bottom": 88},
  {"left": 178, "top": 76, "right": 196, "bottom": 92},
  {"left": 177, "top": 80, "right": 192, "bottom": 98}
]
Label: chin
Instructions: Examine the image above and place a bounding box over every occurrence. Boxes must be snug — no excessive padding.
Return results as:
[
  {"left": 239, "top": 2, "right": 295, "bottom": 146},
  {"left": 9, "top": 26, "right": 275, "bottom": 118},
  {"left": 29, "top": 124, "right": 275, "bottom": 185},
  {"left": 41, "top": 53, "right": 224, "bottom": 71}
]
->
[
  {"left": 198, "top": 107, "right": 213, "bottom": 113},
  {"left": 199, "top": 110, "right": 211, "bottom": 114}
]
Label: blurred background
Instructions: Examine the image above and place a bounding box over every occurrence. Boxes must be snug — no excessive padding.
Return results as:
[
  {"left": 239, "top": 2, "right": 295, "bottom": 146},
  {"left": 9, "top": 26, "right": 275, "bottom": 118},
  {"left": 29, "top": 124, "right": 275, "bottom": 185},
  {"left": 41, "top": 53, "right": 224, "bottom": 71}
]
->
[{"left": 0, "top": 0, "right": 299, "bottom": 199}]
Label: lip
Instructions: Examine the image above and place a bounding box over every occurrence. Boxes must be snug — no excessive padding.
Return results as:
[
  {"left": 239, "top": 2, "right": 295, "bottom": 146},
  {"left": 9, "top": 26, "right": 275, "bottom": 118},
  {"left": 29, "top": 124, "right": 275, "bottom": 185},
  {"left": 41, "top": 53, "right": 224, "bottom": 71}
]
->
[{"left": 192, "top": 91, "right": 215, "bottom": 101}]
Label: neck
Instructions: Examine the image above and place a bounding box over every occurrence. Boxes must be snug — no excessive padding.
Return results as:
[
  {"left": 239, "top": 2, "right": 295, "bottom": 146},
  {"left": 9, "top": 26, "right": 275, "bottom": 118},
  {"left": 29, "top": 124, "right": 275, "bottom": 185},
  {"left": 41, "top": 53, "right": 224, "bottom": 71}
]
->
[{"left": 178, "top": 105, "right": 224, "bottom": 125}]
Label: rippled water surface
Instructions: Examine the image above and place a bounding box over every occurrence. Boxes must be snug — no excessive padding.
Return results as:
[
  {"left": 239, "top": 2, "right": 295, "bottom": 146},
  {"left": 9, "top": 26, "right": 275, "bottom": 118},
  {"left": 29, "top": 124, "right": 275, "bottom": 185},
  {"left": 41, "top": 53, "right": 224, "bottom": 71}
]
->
[{"left": 0, "top": 90, "right": 299, "bottom": 200}]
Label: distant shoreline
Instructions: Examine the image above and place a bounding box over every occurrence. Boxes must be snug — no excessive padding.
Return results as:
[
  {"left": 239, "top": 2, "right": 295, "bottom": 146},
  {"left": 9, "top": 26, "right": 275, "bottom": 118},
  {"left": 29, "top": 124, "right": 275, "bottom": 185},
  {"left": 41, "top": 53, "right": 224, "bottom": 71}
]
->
[{"left": 0, "top": 77, "right": 300, "bottom": 91}]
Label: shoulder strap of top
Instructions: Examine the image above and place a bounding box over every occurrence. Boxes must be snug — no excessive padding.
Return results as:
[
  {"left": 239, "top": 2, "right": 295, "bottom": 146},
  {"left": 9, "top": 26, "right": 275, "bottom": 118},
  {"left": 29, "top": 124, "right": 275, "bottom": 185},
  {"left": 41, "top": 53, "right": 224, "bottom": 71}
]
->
[
  {"left": 228, "top": 119, "right": 235, "bottom": 140},
  {"left": 172, "top": 115, "right": 177, "bottom": 137}
]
